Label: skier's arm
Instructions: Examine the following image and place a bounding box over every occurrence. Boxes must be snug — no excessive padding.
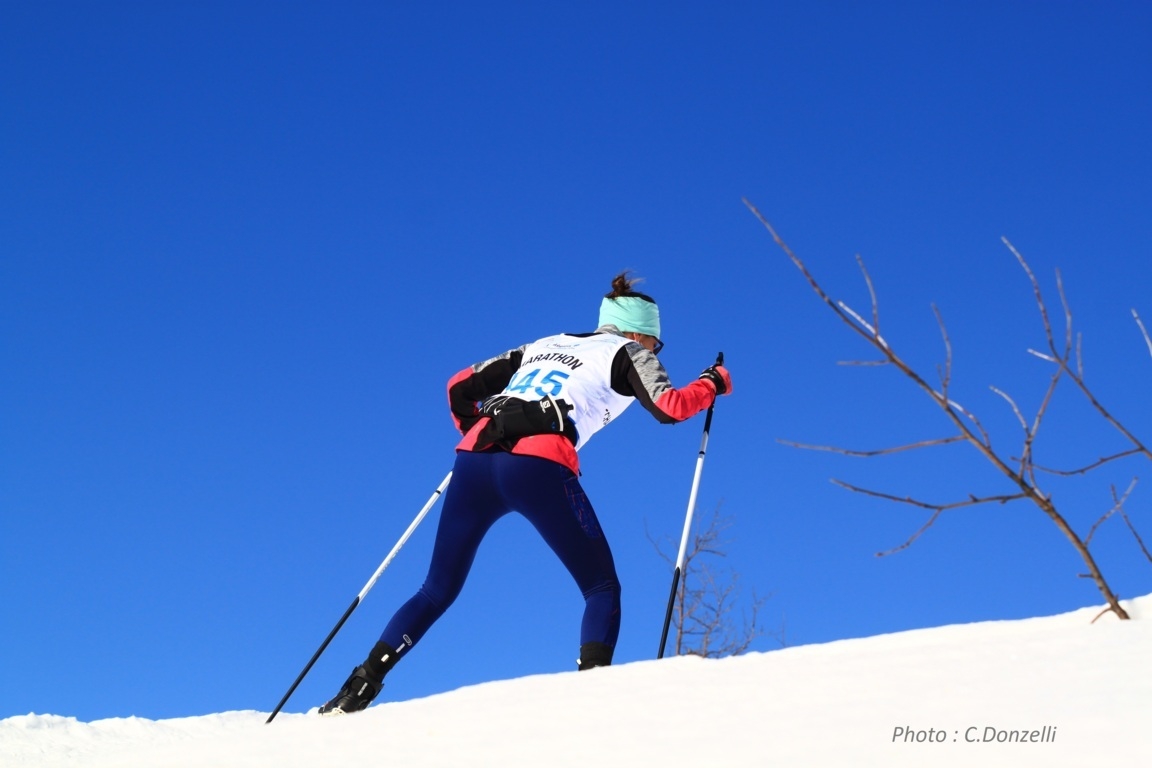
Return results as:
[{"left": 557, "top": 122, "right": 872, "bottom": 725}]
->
[
  {"left": 609, "top": 343, "right": 719, "bottom": 424},
  {"left": 447, "top": 346, "right": 528, "bottom": 434}
]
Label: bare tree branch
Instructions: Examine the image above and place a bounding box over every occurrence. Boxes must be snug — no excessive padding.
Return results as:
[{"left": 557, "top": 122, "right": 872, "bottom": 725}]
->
[
  {"left": 1034, "top": 448, "right": 1144, "bottom": 477},
  {"left": 990, "top": 386, "right": 1029, "bottom": 434},
  {"left": 855, "top": 254, "right": 882, "bottom": 348},
  {"left": 745, "top": 205, "right": 1135, "bottom": 620},
  {"left": 1004, "top": 239, "right": 1152, "bottom": 468},
  {"left": 990, "top": 384, "right": 1033, "bottom": 479},
  {"left": 945, "top": 397, "right": 994, "bottom": 449},
  {"left": 829, "top": 481, "right": 1027, "bottom": 556},
  {"left": 1086, "top": 479, "right": 1139, "bottom": 546},
  {"left": 1026, "top": 359, "right": 1064, "bottom": 485},
  {"left": 649, "top": 505, "right": 780, "bottom": 657},
  {"left": 831, "top": 480, "right": 1027, "bottom": 512},
  {"left": 1120, "top": 509, "right": 1152, "bottom": 565},
  {"left": 1056, "top": 268, "right": 1075, "bottom": 369},
  {"left": 1076, "top": 331, "right": 1085, "bottom": 380},
  {"left": 778, "top": 435, "right": 966, "bottom": 456},
  {"left": 1005, "top": 237, "right": 1061, "bottom": 358},
  {"left": 839, "top": 300, "right": 881, "bottom": 342},
  {"left": 742, "top": 199, "right": 891, "bottom": 354},
  {"left": 1134, "top": 309, "right": 1152, "bottom": 362},
  {"left": 933, "top": 304, "right": 952, "bottom": 400},
  {"left": 878, "top": 509, "right": 944, "bottom": 556}
]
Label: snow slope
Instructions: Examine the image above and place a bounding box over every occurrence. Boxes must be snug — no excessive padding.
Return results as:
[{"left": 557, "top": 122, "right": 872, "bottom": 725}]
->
[{"left": 4, "top": 596, "right": 1150, "bottom": 767}]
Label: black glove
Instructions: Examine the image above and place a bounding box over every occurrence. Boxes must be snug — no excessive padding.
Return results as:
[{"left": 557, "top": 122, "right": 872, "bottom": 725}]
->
[{"left": 698, "top": 365, "right": 730, "bottom": 395}]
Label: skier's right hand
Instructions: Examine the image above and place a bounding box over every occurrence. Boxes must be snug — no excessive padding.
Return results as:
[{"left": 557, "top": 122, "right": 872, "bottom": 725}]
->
[{"left": 698, "top": 364, "right": 732, "bottom": 396}]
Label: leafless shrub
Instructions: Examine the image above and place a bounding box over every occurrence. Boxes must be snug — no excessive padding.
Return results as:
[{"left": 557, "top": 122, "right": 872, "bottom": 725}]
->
[{"left": 649, "top": 505, "right": 780, "bottom": 657}]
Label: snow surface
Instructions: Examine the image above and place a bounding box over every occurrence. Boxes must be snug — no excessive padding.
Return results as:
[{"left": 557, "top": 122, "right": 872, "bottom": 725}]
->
[{"left": 5, "top": 596, "right": 1150, "bottom": 767}]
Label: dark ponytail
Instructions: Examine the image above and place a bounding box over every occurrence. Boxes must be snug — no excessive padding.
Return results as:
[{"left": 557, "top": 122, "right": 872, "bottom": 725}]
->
[{"left": 605, "top": 271, "right": 656, "bottom": 304}]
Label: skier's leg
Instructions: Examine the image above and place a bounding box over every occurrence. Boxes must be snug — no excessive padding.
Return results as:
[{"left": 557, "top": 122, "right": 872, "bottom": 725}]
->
[
  {"left": 320, "top": 451, "right": 506, "bottom": 715},
  {"left": 495, "top": 452, "right": 621, "bottom": 664},
  {"left": 378, "top": 450, "right": 507, "bottom": 655}
]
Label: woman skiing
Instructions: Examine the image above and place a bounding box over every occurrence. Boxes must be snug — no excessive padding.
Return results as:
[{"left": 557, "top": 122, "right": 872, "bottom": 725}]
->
[{"left": 319, "top": 272, "right": 732, "bottom": 715}]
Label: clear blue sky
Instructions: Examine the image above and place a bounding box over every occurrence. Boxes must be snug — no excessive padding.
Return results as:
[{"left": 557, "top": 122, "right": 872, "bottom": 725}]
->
[{"left": 3, "top": 2, "right": 1151, "bottom": 721}]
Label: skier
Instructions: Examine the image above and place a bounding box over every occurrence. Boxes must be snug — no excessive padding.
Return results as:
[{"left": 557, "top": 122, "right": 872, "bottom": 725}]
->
[{"left": 318, "top": 272, "right": 732, "bottom": 715}]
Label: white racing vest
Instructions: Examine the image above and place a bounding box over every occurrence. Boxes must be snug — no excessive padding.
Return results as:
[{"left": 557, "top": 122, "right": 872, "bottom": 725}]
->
[{"left": 498, "top": 332, "right": 635, "bottom": 451}]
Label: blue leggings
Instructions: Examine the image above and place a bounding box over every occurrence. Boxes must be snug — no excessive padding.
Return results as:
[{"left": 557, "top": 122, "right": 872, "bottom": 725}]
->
[{"left": 378, "top": 449, "right": 621, "bottom": 658}]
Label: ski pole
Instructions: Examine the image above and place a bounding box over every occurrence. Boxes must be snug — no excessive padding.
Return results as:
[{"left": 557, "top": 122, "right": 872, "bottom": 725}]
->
[
  {"left": 657, "top": 353, "right": 723, "bottom": 659},
  {"left": 266, "top": 470, "right": 453, "bottom": 723}
]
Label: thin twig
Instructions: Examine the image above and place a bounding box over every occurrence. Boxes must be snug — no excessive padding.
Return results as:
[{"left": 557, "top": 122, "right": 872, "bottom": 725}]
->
[
  {"left": 1076, "top": 332, "right": 1085, "bottom": 380},
  {"left": 878, "top": 509, "right": 944, "bottom": 556},
  {"left": 1120, "top": 509, "right": 1152, "bottom": 565},
  {"left": 1030, "top": 363, "right": 1062, "bottom": 451},
  {"left": 778, "top": 435, "right": 966, "bottom": 456},
  {"left": 1068, "top": 377, "right": 1151, "bottom": 463},
  {"left": 990, "top": 386, "right": 1028, "bottom": 433},
  {"left": 838, "top": 300, "right": 884, "bottom": 344},
  {"left": 1056, "top": 268, "right": 1075, "bottom": 365},
  {"left": 946, "top": 398, "right": 993, "bottom": 448},
  {"left": 933, "top": 304, "right": 952, "bottom": 400},
  {"left": 856, "top": 254, "right": 880, "bottom": 341},
  {"left": 1085, "top": 479, "right": 1139, "bottom": 546},
  {"left": 832, "top": 480, "right": 1026, "bottom": 511},
  {"left": 1034, "top": 448, "right": 1143, "bottom": 476},
  {"left": 1004, "top": 237, "right": 1058, "bottom": 355},
  {"left": 743, "top": 200, "right": 866, "bottom": 338},
  {"left": 1134, "top": 309, "right": 1152, "bottom": 362},
  {"left": 990, "top": 385, "right": 1031, "bottom": 477},
  {"left": 829, "top": 481, "right": 1027, "bottom": 556},
  {"left": 1003, "top": 240, "right": 1152, "bottom": 467},
  {"left": 1024, "top": 361, "right": 1065, "bottom": 486}
]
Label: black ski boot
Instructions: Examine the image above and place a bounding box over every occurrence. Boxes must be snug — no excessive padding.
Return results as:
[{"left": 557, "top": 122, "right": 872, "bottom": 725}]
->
[
  {"left": 318, "top": 665, "right": 383, "bottom": 716},
  {"left": 318, "top": 641, "right": 401, "bottom": 716},
  {"left": 577, "top": 641, "right": 614, "bottom": 670}
]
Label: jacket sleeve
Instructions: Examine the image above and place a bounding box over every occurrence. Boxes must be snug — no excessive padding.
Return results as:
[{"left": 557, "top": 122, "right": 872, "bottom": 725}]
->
[
  {"left": 447, "top": 346, "right": 527, "bottom": 434},
  {"left": 609, "top": 343, "right": 716, "bottom": 424}
]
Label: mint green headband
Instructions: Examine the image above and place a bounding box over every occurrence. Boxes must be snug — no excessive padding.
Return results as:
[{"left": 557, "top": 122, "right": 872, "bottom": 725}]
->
[{"left": 599, "top": 296, "right": 661, "bottom": 339}]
